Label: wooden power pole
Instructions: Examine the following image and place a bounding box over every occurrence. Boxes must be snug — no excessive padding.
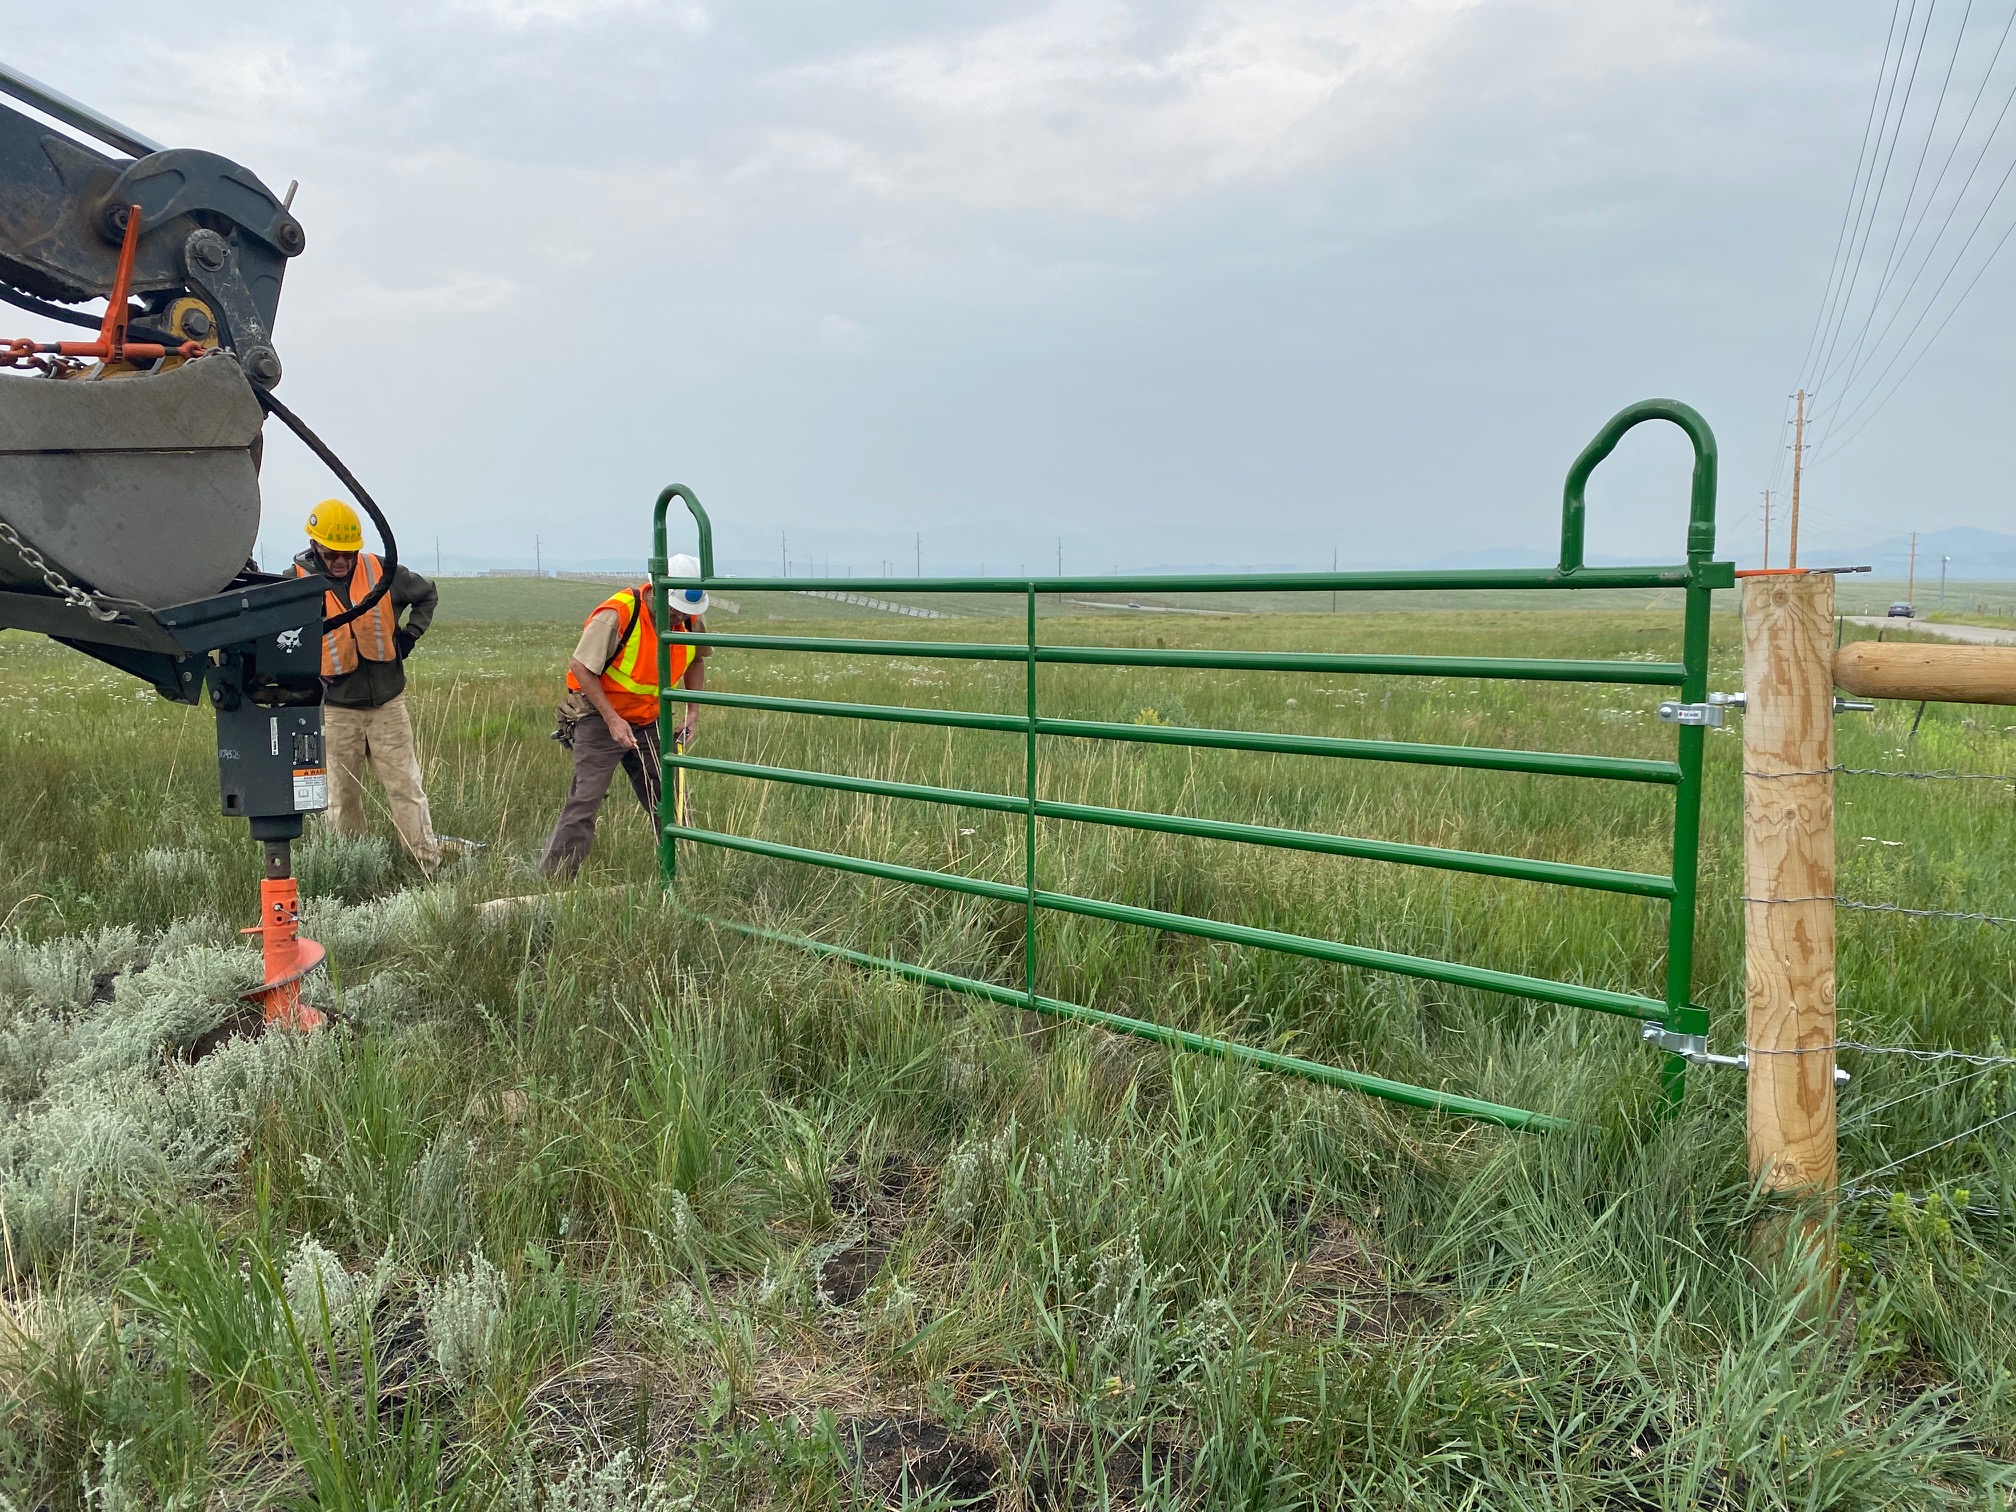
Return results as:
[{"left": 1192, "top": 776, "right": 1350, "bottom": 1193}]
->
[
  {"left": 1743, "top": 571, "right": 1838, "bottom": 1199},
  {"left": 1787, "top": 390, "right": 1805, "bottom": 570},
  {"left": 1762, "top": 488, "right": 1773, "bottom": 570},
  {"left": 1906, "top": 531, "right": 1918, "bottom": 604}
]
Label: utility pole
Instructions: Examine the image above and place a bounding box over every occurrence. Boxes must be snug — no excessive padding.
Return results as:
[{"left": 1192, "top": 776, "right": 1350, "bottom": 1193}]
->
[
  {"left": 781, "top": 531, "right": 787, "bottom": 576},
  {"left": 1331, "top": 549, "right": 1338, "bottom": 613},
  {"left": 1761, "top": 489, "right": 1772, "bottom": 570},
  {"left": 535, "top": 535, "right": 542, "bottom": 578},
  {"left": 915, "top": 532, "right": 921, "bottom": 577},
  {"left": 1907, "top": 531, "right": 1918, "bottom": 605},
  {"left": 435, "top": 536, "right": 442, "bottom": 577},
  {"left": 1940, "top": 555, "right": 1949, "bottom": 609},
  {"left": 1788, "top": 390, "right": 1805, "bottom": 570}
]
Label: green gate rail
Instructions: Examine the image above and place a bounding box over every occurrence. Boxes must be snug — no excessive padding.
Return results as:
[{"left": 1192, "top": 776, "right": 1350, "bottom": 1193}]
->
[{"left": 650, "top": 399, "right": 1731, "bottom": 1132}]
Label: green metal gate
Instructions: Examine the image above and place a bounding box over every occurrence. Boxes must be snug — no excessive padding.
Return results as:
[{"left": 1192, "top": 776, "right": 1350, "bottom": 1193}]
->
[{"left": 650, "top": 400, "right": 1730, "bottom": 1131}]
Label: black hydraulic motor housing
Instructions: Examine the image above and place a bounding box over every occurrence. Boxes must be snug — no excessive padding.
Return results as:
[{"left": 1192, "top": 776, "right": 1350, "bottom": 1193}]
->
[{"left": 207, "top": 598, "right": 329, "bottom": 843}]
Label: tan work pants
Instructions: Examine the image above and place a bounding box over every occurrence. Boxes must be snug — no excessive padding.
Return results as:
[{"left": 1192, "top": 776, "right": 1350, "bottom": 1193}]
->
[{"left": 322, "top": 694, "right": 440, "bottom": 871}]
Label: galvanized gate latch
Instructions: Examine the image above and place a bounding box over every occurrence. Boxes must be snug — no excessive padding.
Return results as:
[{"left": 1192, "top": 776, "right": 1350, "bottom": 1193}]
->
[
  {"left": 1656, "top": 701, "right": 1723, "bottom": 727},
  {"left": 1640, "top": 1021, "right": 1850, "bottom": 1086},
  {"left": 1660, "top": 691, "right": 1872, "bottom": 722}
]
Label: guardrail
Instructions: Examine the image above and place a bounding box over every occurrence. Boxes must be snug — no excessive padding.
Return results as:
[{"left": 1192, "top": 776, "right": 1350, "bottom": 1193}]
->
[{"left": 649, "top": 399, "right": 1730, "bottom": 1131}]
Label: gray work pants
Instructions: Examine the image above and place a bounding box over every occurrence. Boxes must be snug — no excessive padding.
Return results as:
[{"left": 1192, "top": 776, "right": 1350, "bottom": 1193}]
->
[{"left": 538, "top": 716, "right": 661, "bottom": 878}]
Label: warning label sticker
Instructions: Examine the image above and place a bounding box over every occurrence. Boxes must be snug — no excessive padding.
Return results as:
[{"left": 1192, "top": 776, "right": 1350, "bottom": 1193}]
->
[{"left": 293, "top": 767, "right": 329, "bottom": 812}]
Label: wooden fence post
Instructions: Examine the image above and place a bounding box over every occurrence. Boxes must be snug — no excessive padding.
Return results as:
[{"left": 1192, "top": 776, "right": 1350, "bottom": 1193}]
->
[{"left": 1743, "top": 572, "right": 1837, "bottom": 1195}]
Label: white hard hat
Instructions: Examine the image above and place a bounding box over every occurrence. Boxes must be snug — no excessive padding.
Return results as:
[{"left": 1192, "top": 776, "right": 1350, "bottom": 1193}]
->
[{"left": 664, "top": 552, "right": 709, "bottom": 617}]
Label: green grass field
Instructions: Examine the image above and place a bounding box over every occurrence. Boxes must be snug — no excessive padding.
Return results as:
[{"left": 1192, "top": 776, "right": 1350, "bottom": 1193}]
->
[{"left": 1, "top": 584, "right": 2012, "bottom": 1509}]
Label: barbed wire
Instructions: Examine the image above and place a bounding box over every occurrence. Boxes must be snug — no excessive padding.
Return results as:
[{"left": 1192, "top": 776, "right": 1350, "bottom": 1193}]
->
[
  {"left": 1837, "top": 765, "right": 2016, "bottom": 782},
  {"left": 1739, "top": 894, "right": 2016, "bottom": 927},
  {"left": 1744, "top": 765, "right": 2014, "bottom": 783},
  {"left": 1744, "top": 1041, "right": 2016, "bottom": 1066}
]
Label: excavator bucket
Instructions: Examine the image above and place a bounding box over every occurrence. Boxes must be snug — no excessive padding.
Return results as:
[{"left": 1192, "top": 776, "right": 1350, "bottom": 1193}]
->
[{"left": 0, "top": 357, "right": 263, "bottom": 607}]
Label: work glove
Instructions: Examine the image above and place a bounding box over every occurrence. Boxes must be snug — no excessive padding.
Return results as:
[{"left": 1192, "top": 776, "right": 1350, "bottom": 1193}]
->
[{"left": 394, "top": 628, "right": 418, "bottom": 659}]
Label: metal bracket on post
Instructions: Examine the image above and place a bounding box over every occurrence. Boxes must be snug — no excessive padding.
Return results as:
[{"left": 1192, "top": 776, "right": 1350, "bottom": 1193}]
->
[
  {"left": 1639, "top": 1021, "right": 1848, "bottom": 1085},
  {"left": 1657, "top": 700, "right": 1724, "bottom": 728},
  {"left": 1641, "top": 1019, "right": 1739, "bottom": 1069}
]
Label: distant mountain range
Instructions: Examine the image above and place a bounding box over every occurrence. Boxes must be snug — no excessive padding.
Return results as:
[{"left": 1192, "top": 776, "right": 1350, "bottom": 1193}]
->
[
  {"left": 1327, "top": 527, "right": 2016, "bottom": 581},
  {"left": 305, "top": 526, "right": 2016, "bottom": 583}
]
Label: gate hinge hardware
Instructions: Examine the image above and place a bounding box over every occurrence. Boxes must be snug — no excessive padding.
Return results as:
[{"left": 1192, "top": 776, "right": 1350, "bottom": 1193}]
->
[{"left": 1640, "top": 1021, "right": 1850, "bottom": 1086}]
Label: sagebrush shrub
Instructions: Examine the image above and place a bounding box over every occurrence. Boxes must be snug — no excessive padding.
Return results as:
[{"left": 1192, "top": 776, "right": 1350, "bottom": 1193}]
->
[{"left": 422, "top": 1251, "right": 505, "bottom": 1387}]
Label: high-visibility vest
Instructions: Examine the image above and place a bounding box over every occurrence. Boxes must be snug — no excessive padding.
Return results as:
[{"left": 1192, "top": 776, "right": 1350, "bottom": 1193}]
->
[
  {"left": 566, "top": 586, "right": 694, "bottom": 726},
  {"left": 296, "top": 553, "right": 399, "bottom": 677}
]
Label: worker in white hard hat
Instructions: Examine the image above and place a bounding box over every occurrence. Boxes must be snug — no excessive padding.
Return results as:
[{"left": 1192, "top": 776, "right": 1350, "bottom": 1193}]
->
[{"left": 537, "top": 554, "right": 711, "bottom": 877}]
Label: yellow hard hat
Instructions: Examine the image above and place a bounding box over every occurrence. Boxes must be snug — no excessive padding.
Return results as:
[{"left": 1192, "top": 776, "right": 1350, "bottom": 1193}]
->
[{"left": 304, "top": 499, "right": 363, "bottom": 551}]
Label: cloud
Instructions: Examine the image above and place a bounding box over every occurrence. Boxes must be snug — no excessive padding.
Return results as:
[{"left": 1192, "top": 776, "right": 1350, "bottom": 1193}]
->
[
  {"left": 818, "top": 313, "right": 872, "bottom": 352},
  {"left": 325, "top": 271, "right": 525, "bottom": 321},
  {"left": 758, "top": 0, "right": 1744, "bottom": 217},
  {"left": 450, "top": 0, "right": 706, "bottom": 31}
]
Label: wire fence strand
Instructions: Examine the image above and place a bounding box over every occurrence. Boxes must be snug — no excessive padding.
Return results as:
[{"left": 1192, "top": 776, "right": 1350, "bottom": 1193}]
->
[
  {"left": 1744, "top": 765, "right": 2015, "bottom": 783},
  {"left": 1740, "top": 894, "right": 2016, "bottom": 927}
]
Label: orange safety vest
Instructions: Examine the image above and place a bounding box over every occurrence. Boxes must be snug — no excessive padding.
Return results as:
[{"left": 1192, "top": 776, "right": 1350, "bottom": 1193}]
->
[
  {"left": 296, "top": 553, "right": 400, "bottom": 677},
  {"left": 566, "top": 586, "right": 694, "bottom": 726}
]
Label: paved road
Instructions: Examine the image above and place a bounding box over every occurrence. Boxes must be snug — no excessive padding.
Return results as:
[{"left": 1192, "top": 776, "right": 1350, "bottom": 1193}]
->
[{"left": 1842, "top": 616, "right": 2016, "bottom": 646}]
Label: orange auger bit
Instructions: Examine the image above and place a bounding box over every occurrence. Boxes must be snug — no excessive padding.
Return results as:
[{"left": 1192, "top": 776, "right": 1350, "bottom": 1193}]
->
[{"left": 241, "top": 873, "right": 326, "bottom": 1031}]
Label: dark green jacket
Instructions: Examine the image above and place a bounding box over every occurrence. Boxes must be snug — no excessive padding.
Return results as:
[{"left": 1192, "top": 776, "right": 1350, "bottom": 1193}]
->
[{"left": 294, "top": 548, "right": 439, "bottom": 709}]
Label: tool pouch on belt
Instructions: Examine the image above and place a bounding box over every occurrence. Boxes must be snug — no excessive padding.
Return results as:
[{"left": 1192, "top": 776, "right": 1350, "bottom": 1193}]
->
[{"left": 553, "top": 688, "right": 594, "bottom": 747}]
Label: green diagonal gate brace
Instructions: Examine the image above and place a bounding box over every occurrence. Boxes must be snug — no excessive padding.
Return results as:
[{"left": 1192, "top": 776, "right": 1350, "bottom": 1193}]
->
[{"left": 649, "top": 399, "right": 1730, "bottom": 1132}]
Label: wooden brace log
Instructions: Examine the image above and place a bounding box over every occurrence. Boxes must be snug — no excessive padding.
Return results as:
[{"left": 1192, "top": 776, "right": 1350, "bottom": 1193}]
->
[{"left": 1833, "top": 642, "right": 2016, "bottom": 706}]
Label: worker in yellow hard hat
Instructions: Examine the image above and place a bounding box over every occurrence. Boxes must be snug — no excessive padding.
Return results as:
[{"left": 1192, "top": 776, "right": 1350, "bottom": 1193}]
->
[{"left": 293, "top": 500, "right": 444, "bottom": 873}]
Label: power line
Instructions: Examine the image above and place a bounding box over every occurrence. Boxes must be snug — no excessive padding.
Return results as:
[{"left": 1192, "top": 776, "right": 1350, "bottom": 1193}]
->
[
  {"left": 1822, "top": 0, "right": 1978, "bottom": 396},
  {"left": 1809, "top": 201, "right": 2016, "bottom": 466},
  {"left": 1813, "top": 73, "right": 2016, "bottom": 443},
  {"left": 1807, "top": 0, "right": 1931, "bottom": 399},
  {"left": 1834, "top": 0, "right": 2016, "bottom": 396},
  {"left": 1795, "top": 0, "right": 1912, "bottom": 390},
  {"left": 1809, "top": 0, "right": 1939, "bottom": 405}
]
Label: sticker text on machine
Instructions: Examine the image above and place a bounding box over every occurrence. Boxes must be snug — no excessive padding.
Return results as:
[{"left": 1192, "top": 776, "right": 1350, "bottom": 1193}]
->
[{"left": 293, "top": 767, "right": 329, "bottom": 811}]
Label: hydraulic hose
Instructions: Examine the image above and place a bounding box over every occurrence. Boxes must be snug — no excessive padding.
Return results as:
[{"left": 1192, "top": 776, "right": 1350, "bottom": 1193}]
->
[
  {"left": 0, "top": 282, "right": 183, "bottom": 348},
  {"left": 254, "top": 386, "right": 398, "bottom": 631}
]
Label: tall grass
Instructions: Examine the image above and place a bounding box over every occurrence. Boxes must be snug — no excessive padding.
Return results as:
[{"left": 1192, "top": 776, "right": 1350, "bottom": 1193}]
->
[{"left": 0, "top": 601, "right": 2010, "bottom": 1508}]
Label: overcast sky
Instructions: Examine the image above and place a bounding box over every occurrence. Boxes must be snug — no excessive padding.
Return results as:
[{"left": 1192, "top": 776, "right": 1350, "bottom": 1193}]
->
[{"left": 6, "top": 1, "right": 2011, "bottom": 573}]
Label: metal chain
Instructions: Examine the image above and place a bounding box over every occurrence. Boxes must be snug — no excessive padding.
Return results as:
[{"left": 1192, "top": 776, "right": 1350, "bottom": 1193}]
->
[
  {"left": 0, "top": 517, "right": 120, "bottom": 621},
  {"left": 1738, "top": 894, "right": 2016, "bottom": 927}
]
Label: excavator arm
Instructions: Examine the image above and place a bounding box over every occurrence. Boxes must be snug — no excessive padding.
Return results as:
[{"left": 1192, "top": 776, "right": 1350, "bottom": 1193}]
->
[
  {"left": 0, "top": 59, "right": 300, "bottom": 385},
  {"left": 0, "top": 63, "right": 391, "bottom": 1029}
]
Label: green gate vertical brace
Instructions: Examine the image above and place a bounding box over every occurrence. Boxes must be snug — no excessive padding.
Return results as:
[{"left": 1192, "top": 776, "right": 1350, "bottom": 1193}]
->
[
  {"left": 650, "top": 484, "right": 711, "bottom": 888},
  {"left": 1559, "top": 399, "right": 1726, "bottom": 1105},
  {"left": 1025, "top": 584, "right": 1039, "bottom": 1011}
]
